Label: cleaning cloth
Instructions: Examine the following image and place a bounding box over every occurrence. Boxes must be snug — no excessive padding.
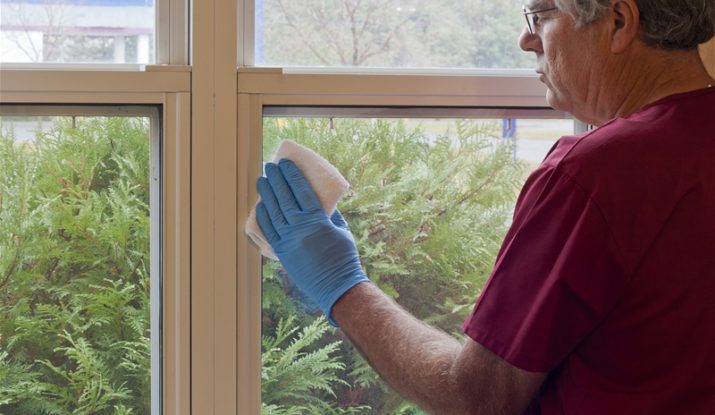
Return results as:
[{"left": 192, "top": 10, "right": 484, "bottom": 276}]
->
[{"left": 245, "top": 139, "right": 350, "bottom": 260}]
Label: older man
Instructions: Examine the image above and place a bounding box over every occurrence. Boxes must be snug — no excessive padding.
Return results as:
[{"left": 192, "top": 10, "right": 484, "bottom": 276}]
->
[{"left": 255, "top": 0, "right": 715, "bottom": 413}]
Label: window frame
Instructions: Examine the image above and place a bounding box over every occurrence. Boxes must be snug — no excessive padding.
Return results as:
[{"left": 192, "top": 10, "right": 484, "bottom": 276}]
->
[
  {"left": 234, "top": 67, "right": 577, "bottom": 413},
  {"left": 0, "top": 103, "right": 165, "bottom": 413},
  {"left": 0, "top": 68, "right": 191, "bottom": 415}
]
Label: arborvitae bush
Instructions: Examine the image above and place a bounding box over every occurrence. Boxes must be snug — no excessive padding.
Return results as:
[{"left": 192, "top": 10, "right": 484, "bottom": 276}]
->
[
  {"left": 1, "top": 116, "right": 523, "bottom": 414},
  {"left": 261, "top": 118, "right": 524, "bottom": 413},
  {"left": 0, "top": 117, "right": 151, "bottom": 414}
]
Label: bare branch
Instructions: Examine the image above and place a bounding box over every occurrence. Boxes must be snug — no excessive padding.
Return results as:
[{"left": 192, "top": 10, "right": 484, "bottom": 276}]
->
[{"left": 276, "top": 0, "right": 332, "bottom": 65}]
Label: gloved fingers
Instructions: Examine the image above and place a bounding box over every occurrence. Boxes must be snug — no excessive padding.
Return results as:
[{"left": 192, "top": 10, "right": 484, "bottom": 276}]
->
[
  {"left": 278, "top": 159, "right": 323, "bottom": 213},
  {"left": 255, "top": 202, "right": 280, "bottom": 244},
  {"left": 257, "top": 176, "right": 289, "bottom": 231},
  {"left": 330, "top": 209, "right": 350, "bottom": 231},
  {"left": 265, "top": 162, "right": 302, "bottom": 221}
]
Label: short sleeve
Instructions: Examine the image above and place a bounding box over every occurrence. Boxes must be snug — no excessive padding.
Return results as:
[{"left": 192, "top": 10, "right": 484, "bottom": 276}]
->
[{"left": 463, "top": 165, "right": 627, "bottom": 373}]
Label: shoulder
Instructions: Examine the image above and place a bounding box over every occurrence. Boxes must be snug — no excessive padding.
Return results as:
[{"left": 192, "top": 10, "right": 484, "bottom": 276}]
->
[
  {"left": 547, "top": 87, "right": 715, "bottom": 187},
  {"left": 525, "top": 94, "right": 714, "bottom": 272}
]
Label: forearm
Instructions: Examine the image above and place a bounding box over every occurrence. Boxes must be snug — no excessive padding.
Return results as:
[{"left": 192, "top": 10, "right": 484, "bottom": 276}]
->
[{"left": 332, "top": 282, "right": 466, "bottom": 413}]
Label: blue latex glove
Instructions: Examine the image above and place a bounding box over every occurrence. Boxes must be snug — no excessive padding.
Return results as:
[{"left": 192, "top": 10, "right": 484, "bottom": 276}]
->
[{"left": 256, "top": 159, "right": 369, "bottom": 325}]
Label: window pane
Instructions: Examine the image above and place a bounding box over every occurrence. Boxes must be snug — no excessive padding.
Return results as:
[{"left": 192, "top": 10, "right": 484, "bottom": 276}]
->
[
  {"left": 256, "top": 0, "right": 533, "bottom": 69},
  {"left": 0, "top": 111, "right": 158, "bottom": 413},
  {"left": 260, "top": 113, "right": 573, "bottom": 412},
  {"left": 0, "top": 0, "right": 155, "bottom": 64}
]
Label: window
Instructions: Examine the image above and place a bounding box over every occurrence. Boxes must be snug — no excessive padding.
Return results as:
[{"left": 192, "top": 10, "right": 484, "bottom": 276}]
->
[
  {"left": 0, "top": 107, "right": 161, "bottom": 413},
  {"left": 0, "top": 0, "right": 155, "bottom": 64},
  {"left": 236, "top": 9, "right": 571, "bottom": 398},
  {"left": 258, "top": 109, "right": 574, "bottom": 412},
  {"left": 1, "top": 0, "right": 190, "bottom": 407},
  {"left": 255, "top": 0, "right": 533, "bottom": 69}
]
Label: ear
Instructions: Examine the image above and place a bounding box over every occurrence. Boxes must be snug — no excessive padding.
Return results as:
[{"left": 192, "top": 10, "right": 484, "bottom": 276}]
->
[{"left": 609, "top": 0, "right": 640, "bottom": 53}]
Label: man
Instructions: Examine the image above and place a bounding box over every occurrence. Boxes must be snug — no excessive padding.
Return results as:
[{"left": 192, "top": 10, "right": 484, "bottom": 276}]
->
[{"left": 255, "top": 0, "right": 715, "bottom": 413}]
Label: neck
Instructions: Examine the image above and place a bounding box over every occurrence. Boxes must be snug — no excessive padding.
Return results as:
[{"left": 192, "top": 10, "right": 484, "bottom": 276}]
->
[{"left": 592, "top": 48, "right": 713, "bottom": 126}]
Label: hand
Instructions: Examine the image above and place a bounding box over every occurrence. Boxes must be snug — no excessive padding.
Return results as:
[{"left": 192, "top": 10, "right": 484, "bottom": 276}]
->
[{"left": 256, "top": 159, "right": 369, "bottom": 325}]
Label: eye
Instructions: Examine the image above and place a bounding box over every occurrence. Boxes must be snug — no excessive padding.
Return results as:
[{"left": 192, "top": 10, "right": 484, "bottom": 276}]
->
[
  {"left": 533, "top": 12, "right": 552, "bottom": 27},
  {"left": 532, "top": 14, "right": 542, "bottom": 26}
]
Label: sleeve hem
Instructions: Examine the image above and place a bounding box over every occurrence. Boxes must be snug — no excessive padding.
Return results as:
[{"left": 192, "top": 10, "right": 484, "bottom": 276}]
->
[{"left": 464, "top": 323, "right": 551, "bottom": 373}]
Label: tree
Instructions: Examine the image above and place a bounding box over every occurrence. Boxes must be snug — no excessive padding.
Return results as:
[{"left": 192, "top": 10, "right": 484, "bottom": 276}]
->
[
  {"left": 260, "top": 0, "right": 419, "bottom": 66},
  {"left": 421, "top": 0, "right": 534, "bottom": 69},
  {"left": 258, "top": 0, "right": 534, "bottom": 68},
  {"left": 2, "top": 0, "right": 71, "bottom": 62}
]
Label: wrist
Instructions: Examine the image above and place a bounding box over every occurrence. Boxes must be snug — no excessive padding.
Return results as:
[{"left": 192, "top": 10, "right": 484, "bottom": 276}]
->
[{"left": 323, "top": 274, "right": 371, "bottom": 326}]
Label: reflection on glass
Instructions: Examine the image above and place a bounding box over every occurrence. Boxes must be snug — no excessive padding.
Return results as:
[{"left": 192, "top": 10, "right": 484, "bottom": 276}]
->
[
  {"left": 0, "top": 115, "right": 152, "bottom": 413},
  {"left": 0, "top": 0, "right": 155, "bottom": 64},
  {"left": 260, "top": 116, "right": 573, "bottom": 413},
  {"left": 256, "top": 0, "right": 532, "bottom": 69}
]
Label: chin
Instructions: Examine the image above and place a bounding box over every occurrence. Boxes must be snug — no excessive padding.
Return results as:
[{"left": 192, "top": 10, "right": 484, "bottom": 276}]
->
[
  {"left": 545, "top": 90, "right": 567, "bottom": 112},
  {"left": 546, "top": 90, "right": 601, "bottom": 126}
]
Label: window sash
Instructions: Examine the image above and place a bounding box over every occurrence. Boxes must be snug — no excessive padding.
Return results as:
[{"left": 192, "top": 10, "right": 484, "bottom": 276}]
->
[
  {"left": 0, "top": 85, "right": 191, "bottom": 414},
  {"left": 235, "top": 70, "right": 567, "bottom": 411},
  {"left": 0, "top": 104, "right": 166, "bottom": 414}
]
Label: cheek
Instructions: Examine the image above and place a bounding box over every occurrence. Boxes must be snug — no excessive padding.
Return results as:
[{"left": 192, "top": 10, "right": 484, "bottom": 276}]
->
[
  {"left": 543, "top": 52, "right": 571, "bottom": 98},
  {"left": 551, "top": 45, "right": 591, "bottom": 96},
  {"left": 543, "top": 52, "right": 579, "bottom": 111},
  {"left": 542, "top": 38, "right": 570, "bottom": 87}
]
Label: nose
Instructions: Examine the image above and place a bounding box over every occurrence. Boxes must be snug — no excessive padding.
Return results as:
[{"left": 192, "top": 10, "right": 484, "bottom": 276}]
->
[{"left": 518, "top": 26, "right": 541, "bottom": 53}]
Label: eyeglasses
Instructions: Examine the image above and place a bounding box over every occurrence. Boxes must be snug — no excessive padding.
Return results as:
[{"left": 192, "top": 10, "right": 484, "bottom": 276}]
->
[{"left": 523, "top": 5, "right": 559, "bottom": 35}]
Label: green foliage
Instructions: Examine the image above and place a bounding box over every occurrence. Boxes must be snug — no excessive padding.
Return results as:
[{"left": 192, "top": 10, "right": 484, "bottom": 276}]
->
[
  {"left": 0, "top": 117, "right": 151, "bottom": 414},
  {"left": 1, "top": 115, "right": 523, "bottom": 414},
  {"left": 261, "top": 117, "right": 523, "bottom": 412},
  {"left": 261, "top": 316, "right": 369, "bottom": 414}
]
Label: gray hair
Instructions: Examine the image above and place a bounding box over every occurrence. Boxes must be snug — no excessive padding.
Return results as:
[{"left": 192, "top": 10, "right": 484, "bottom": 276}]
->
[{"left": 555, "top": 0, "right": 715, "bottom": 50}]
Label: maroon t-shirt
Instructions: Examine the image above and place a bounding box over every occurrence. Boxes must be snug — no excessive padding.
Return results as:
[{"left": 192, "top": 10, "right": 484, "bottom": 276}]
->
[{"left": 464, "top": 86, "right": 715, "bottom": 414}]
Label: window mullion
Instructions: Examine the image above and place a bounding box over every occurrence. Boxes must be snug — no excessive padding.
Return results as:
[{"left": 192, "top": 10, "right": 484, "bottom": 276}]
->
[{"left": 190, "top": 0, "right": 239, "bottom": 413}]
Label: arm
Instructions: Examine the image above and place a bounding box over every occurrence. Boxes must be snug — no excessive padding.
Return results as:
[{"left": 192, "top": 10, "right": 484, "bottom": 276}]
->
[
  {"left": 256, "top": 159, "right": 546, "bottom": 414},
  {"left": 333, "top": 282, "right": 546, "bottom": 415}
]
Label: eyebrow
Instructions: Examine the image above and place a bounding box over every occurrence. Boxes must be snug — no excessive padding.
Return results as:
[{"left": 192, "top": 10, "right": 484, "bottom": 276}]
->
[{"left": 525, "top": 1, "right": 552, "bottom": 11}]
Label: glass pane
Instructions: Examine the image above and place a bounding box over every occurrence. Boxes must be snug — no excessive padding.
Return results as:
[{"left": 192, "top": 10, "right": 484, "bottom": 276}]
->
[
  {"left": 260, "top": 114, "right": 573, "bottom": 413},
  {"left": 255, "top": 0, "right": 533, "bottom": 69},
  {"left": 0, "top": 0, "right": 155, "bottom": 64},
  {"left": 0, "top": 113, "right": 157, "bottom": 413}
]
